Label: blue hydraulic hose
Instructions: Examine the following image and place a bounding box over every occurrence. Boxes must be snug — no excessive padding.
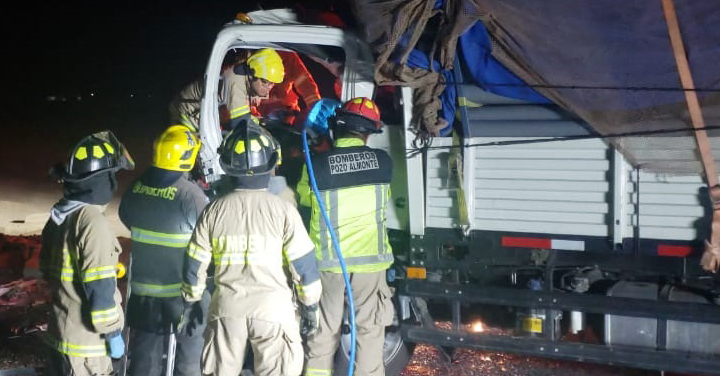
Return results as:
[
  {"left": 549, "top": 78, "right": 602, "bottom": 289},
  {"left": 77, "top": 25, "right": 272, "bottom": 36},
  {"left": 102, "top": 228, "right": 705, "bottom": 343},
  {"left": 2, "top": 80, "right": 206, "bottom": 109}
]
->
[{"left": 302, "top": 129, "right": 357, "bottom": 376}]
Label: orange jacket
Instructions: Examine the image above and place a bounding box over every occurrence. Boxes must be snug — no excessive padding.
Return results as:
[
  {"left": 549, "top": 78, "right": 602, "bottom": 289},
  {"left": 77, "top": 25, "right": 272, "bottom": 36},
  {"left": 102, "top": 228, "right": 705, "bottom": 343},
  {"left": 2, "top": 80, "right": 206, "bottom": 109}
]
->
[{"left": 257, "top": 51, "right": 321, "bottom": 119}]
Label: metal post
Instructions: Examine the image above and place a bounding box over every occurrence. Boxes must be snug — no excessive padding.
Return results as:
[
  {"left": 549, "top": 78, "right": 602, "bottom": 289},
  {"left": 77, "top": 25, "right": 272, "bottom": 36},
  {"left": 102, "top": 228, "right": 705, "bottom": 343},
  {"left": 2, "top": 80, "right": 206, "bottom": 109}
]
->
[{"left": 165, "top": 323, "right": 177, "bottom": 376}]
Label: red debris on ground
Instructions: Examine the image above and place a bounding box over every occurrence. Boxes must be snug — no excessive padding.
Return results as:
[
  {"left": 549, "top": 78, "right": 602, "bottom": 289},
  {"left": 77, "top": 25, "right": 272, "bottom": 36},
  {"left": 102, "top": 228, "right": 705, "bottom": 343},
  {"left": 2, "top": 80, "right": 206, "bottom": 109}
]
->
[
  {"left": 0, "top": 279, "right": 51, "bottom": 308},
  {"left": 0, "top": 234, "right": 42, "bottom": 284}
]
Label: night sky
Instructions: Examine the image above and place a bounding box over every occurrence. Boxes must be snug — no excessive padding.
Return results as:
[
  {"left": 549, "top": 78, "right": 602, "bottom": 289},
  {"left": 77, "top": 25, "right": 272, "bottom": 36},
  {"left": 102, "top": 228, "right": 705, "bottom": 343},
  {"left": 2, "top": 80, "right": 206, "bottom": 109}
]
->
[
  {"left": 0, "top": 1, "right": 321, "bottom": 176},
  {"left": 5, "top": 1, "right": 252, "bottom": 106}
]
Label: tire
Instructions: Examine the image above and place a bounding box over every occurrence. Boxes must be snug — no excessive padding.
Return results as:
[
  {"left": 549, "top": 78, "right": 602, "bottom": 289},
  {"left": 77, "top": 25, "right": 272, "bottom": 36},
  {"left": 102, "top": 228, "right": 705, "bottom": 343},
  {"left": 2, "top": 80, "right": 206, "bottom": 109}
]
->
[{"left": 333, "top": 325, "right": 415, "bottom": 376}]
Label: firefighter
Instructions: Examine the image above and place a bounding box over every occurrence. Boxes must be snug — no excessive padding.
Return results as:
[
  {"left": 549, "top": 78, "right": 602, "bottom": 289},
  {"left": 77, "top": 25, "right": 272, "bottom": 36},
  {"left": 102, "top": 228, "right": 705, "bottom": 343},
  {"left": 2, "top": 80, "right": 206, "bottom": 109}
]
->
[
  {"left": 256, "top": 50, "right": 321, "bottom": 127},
  {"left": 41, "top": 130, "right": 134, "bottom": 376},
  {"left": 230, "top": 13, "right": 320, "bottom": 126},
  {"left": 299, "top": 97, "right": 395, "bottom": 376},
  {"left": 181, "top": 122, "right": 321, "bottom": 376},
  {"left": 223, "top": 48, "right": 285, "bottom": 130},
  {"left": 167, "top": 49, "right": 253, "bottom": 133},
  {"left": 118, "top": 125, "right": 210, "bottom": 376},
  {"left": 168, "top": 79, "right": 204, "bottom": 133}
]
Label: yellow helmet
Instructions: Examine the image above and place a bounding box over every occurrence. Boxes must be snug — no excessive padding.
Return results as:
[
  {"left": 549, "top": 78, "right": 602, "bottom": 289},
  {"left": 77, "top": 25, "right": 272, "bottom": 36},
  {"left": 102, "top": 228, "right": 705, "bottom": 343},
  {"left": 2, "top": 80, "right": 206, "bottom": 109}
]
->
[
  {"left": 246, "top": 48, "right": 285, "bottom": 84},
  {"left": 152, "top": 125, "right": 201, "bottom": 172}
]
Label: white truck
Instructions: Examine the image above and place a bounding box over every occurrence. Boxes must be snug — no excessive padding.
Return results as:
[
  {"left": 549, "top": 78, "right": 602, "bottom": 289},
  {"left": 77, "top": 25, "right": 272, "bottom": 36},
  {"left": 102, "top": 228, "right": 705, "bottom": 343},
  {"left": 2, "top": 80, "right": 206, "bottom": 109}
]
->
[{"left": 196, "top": 21, "right": 720, "bottom": 375}]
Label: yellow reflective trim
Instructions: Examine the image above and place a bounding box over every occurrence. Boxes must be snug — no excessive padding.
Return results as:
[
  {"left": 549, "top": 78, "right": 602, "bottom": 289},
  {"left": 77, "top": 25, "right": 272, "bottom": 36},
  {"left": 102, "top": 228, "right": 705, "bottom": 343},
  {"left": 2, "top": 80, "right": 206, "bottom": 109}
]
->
[
  {"left": 131, "top": 227, "right": 191, "bottom": 248},
  {"left": 187, "top": 243, "right": 212, "bottom": 263},
  {"left": 259, "top": 134, "right": 269, "bottom": 147},
  {"left": 75, "top": 147, "right": 88, "bottom": 160},
  {"left": 51, "top": 338, "right": 107, "bottom": 357},
  {"left": 235, "top": 140, "right": 246, "bottom": 154},
  {"left": 353, "top": 98, "right": 362, "bottom": 104},
  {"left": 213, "top": 253, "right": 246, "bottom": 266},
  {"left": 305, "top": 368, "right": 332, "bottom": 376},
  {"left": 131, "top": 282, "right": 182, "bottom": 297},
  {"left": 82, "top": 265, "right": 116, "bottom": 282},
  {"left": 91, "top": 306, "right": 119, "bottom": 323},
  {"left": 103, "top": 142, "right": 115, "bottom": 154},
  {"left": 92, "top": 145, "right": 105, "bottom": 158},
  {"left": 182, "top": 282, "right": 206, "bottom": 299},
  {"left": 457, "top": 96, "right": 481, "bottom": 108},
  {"left": 296, "top": 279, "right": 322, "bottom": 303},
  {"left": 365, "top": 100, "right": 374, "bottom": 109},
  {"left": 250, "top": 139, "right": 261, "bottom": 152},
  {"left": 230, "top": 105, "right": 250, "bottom": 118},
  {"left": 48, "top": 266, "right": 75, "bottom": 281}
]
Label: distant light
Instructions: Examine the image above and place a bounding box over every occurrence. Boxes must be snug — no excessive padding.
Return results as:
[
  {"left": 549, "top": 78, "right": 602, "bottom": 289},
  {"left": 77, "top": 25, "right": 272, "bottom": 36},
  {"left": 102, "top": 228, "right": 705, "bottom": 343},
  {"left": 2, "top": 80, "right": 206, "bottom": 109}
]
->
[
  {"left": 90, "top": 93, "right": 95, "bottom": 97},
  {"left": 76, "top": 96, "right": 82, "bottom": 102},
  {"left": 471, "top": 320, "right": 484, "bottom": 333},
  {"left": 130, "top": 94, "right": 135, "bottom": 98}
]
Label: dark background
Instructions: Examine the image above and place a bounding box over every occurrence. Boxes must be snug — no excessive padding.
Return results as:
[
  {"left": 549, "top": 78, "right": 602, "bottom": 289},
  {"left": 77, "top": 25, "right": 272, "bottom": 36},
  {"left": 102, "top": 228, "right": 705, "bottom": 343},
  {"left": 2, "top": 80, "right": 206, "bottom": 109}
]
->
[
  {"left": 0, "top": 1, "right": 351, "bottom": 180},
  {"left": 5, "top": 1, "right": 279, "bottom": 105}
]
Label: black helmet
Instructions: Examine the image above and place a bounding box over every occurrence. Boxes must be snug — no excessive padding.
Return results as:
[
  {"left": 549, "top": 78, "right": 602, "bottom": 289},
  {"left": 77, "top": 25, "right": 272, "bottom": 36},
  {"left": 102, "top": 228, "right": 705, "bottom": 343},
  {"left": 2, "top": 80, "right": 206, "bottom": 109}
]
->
[
  {"left": 218, "top": 122, "right": 280, "bottom": 176},
  {"left": 52, "top": 130, "right": 135, "bottom": 182}
]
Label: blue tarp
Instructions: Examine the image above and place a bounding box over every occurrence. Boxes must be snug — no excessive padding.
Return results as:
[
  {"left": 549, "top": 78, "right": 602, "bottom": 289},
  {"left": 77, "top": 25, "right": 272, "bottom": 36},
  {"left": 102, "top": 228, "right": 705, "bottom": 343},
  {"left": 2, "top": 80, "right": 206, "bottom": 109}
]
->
[
  {"left": 458, "top": 22, "right": 550, "bottom": 104},
  {"left": 394, "top": 15, "right": 551, "bottom": 136}
]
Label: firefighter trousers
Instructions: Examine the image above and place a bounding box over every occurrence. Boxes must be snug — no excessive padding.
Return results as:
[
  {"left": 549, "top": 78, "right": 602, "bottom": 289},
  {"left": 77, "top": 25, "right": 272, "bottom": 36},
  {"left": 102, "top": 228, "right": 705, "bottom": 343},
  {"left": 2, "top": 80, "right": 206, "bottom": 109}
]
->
[
  {"left": 304, "top": 271, "right": 395, "bottom": 376},
  {"left": 201, "top": 316, "right": 303, "bottom": 376},
  {"left": 45, "top": 347, "right": 113, "bottom": 376},
  {"left": 127, "top": 322, "right": 205, "bottom": 376}
]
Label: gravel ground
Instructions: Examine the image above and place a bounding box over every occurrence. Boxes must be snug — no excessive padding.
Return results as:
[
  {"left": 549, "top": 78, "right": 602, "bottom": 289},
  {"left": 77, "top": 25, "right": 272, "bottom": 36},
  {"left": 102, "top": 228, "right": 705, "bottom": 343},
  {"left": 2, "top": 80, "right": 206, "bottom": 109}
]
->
[
  {"left": 397, "top": 320, "right": 706, "bottom": 376},
  {"left": 401, "top": 344, "right": 663, "bottom": 376}
]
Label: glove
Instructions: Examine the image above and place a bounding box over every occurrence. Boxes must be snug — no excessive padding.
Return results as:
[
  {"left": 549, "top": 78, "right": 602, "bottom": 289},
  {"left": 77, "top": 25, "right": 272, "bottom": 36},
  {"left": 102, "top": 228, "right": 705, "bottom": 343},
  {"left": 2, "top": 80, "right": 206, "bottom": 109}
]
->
[
  {"left": 105, "top": 331, "right": 125, "bottom": 359},
  {"left": 701, "top": 239, "right": 720, "bottom": 273},
  {"left": 298, "top": 98, "right": 342, "bottom": 135},
  {"left": 300, "top": 303, "right": 320, "bottom": 338},
  {"left": 178, "top": 301, "right": 205, "bottom": 336}
]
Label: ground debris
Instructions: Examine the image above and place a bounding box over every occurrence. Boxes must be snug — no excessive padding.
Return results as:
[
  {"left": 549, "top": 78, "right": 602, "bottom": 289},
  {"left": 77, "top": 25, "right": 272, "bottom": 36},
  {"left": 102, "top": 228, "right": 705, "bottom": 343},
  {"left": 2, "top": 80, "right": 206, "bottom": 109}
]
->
[{"left": 398, "top": 321, "right": 698, "bottom": 376}]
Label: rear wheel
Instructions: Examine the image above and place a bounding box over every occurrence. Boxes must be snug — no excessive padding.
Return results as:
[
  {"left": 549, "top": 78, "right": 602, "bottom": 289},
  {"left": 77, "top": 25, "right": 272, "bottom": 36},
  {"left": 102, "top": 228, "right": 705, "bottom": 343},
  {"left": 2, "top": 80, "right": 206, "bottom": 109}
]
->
[{"left": 333, "top": 321, "right": 415, "bottom": 376}]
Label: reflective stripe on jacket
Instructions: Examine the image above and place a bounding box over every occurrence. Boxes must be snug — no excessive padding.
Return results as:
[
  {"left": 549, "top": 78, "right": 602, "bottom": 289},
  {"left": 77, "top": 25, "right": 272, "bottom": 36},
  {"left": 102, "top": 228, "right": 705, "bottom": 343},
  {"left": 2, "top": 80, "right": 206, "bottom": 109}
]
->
[
  {"left": 119, "top": 171, "right": 209, "bottom": 299},
  {"left": 223, "top": 65, "right": 254, "bottom": 129},
  {"left": 40, "top": 204, "right": 124, "bottom": 356},
  {"left": 297, "top": 137, "right": 394, "bottom": 273},
  {"left": 182, "top": 189, "right": 320, "bottom": 323}
]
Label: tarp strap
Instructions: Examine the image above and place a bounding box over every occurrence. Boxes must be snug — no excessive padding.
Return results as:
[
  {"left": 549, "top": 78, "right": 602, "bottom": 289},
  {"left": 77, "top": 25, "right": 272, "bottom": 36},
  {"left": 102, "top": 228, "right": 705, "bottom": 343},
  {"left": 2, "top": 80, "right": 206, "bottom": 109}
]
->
[{"left": 662, "top": 0, "right": 720, "bottom": 272}]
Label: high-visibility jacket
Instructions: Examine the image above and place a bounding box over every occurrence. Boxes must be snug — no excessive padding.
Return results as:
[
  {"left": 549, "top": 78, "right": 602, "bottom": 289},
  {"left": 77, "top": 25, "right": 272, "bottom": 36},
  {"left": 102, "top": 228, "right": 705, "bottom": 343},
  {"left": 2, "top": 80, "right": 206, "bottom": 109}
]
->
[
  {"left": 182, "top": 189, "right": 321, "bottom": 323},
  {"left": 296, "top": 137, "right": 394, "bottom": 273},
  {"left": 40, "top": 202, "right": 124, "bottom": 357},
  {"left": 119, "top": 170, "right": 209, "bottom": 301},
  {"left": 257, "top": 51, "right": 321, "bottom": 118},
  {"left": 169, "top": 79, "right": 203, "bottom": 132}
]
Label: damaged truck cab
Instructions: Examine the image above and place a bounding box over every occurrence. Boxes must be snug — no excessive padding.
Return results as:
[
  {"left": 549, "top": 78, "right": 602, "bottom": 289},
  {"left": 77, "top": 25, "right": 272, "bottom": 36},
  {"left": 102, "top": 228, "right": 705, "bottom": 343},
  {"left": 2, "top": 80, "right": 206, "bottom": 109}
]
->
[{"left": 198, "top": 22, "right": 720, "bottom": 375}]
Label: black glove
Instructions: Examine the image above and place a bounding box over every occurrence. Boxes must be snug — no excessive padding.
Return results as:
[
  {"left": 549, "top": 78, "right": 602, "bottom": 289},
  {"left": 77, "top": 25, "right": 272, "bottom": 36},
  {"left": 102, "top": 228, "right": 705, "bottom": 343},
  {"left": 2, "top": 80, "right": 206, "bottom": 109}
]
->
[
  {"left": 300, "top": 303, "right": 320, "bottom": 338},
  {"left": 178, "top": 301, "right": 204, "bottom": 336}
]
